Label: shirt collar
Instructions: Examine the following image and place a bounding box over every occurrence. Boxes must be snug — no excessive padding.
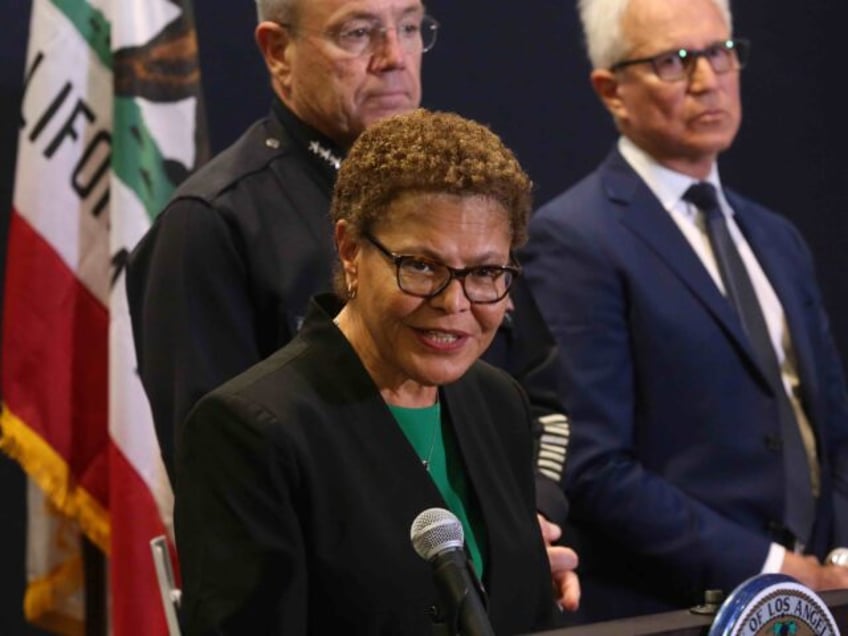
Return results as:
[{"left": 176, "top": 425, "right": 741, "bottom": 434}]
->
[{"left": 617, "top": 136, "right": 728, "bottom": 220}]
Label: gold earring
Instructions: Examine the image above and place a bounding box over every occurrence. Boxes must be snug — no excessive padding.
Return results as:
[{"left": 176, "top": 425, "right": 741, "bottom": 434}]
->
[{"left": 347, "top": 282, "right": 357, "bottom": 300}]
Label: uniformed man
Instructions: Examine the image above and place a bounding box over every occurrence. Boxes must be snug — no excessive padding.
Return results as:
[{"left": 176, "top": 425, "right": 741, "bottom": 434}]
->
[{"left": 126, "top": 0, "right": 434, "bottom": 477}]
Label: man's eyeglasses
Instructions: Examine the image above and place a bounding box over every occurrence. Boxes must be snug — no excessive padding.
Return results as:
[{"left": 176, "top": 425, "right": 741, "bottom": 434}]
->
[
  {"left": 282, "top": 14, "right": 439, "bottom": 57},
  {"left": 365, "top": 234, "right": 519, "bottom": 304},
  {"left": 610, "top": 38, "right": 750, "bottom": 82}
]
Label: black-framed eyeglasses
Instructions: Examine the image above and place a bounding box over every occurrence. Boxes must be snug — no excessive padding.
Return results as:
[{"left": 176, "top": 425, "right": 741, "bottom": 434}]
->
[
  {"left": 281, "top": 14, "right": 439, "bottom": 57},
  {"left": 365, "top": 234, "right": 519, "bottom": 304},
  {"left": 610, "top": 38, "right": 750, "bottom": 82}
]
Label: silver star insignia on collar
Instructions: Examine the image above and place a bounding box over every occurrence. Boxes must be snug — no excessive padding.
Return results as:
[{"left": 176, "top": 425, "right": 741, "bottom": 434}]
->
[{"left": 308, "top": 140, "right": 341, "bottom": 170}]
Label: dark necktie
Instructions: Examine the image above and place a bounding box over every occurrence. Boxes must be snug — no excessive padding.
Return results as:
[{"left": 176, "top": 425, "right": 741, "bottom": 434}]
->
[{"left": 684, "top": 182, "right": 815, "bottom": 548}]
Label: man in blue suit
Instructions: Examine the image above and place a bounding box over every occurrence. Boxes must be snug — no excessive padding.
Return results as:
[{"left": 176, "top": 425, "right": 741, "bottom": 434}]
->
[{"left": 522, "top": 0, "right": 848, "bottom": 623}]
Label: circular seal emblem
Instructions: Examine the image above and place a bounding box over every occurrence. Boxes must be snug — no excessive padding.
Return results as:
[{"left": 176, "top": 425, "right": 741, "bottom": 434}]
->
[{"left": 709, "top": 574, "right": 839, "bottom": 636}]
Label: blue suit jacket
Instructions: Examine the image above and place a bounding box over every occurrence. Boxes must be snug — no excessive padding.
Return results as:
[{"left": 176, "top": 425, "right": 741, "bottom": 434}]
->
[{"left": 521, "top": 147, "right": 848, "bottom": 622}]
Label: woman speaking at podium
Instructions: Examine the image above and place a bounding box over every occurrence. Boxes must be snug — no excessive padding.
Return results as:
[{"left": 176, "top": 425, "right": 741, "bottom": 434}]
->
[{"left": 173, "top": 109, "right": 578, "bottom": 634}]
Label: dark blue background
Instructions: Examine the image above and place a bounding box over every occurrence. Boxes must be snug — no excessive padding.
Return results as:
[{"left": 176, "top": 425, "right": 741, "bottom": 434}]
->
[{"left": 2, "top": 1, "right": 847, "bottom": 631}]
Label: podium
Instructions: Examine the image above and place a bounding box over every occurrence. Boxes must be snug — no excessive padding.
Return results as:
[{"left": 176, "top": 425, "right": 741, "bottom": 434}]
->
[{"left": 533, "top": 589, "right": 848, "bottom": 635}]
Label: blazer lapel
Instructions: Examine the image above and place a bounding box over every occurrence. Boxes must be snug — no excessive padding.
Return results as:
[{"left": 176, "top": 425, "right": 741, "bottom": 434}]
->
[
  {"left": 438, "top": 382, "right": 493, "bottom": 515},
  {"left": 601, "top": 151, "right": 766, "bottom": 381},
  {"left": 439, "top": 381, "right": 507, "bottom": 592},
  {"left": 732, "top": 199, "right": 822, "bottom": 423},
  {"left": 308, "top": 304, "right": 446, "bottom": 514}
]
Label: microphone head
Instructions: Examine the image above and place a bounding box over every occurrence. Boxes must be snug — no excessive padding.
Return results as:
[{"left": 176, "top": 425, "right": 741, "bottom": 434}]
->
[{"left": 410, "top": 507, "right": 464, "bottom": 561}]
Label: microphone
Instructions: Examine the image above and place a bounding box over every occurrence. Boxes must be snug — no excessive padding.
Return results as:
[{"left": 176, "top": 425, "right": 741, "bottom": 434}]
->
[{"left": 410, "top": 508, "right": 495, "bottom": 636}]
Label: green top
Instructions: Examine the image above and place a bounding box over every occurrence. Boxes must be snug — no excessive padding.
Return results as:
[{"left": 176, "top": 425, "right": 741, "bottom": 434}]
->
[{"left": 389, "top": 401, "right": 485, "bottom": 578}]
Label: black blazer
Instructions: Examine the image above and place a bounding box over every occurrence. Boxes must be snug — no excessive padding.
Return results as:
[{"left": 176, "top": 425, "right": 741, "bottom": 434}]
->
[{"left": 175, "top": 295, "right": 561, "bottom": 635}]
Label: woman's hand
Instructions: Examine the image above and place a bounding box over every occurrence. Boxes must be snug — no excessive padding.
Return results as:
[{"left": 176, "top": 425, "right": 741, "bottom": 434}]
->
[{"left": 538, "top": 514, "right": 581, "bottom": 611}]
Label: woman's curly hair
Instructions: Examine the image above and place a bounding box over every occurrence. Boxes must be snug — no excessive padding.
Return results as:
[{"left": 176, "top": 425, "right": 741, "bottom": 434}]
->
[{"left": 331, "top": 109, "right": 533, "bottom": 247}]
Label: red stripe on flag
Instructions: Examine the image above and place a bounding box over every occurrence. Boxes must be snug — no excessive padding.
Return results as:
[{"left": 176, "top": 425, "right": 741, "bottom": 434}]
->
[
  {"left": 110, "top": 441, "right": 174, "bottom": 635},
  {"left": 2, "top": 210, "right": 109, "bottom": 509}
]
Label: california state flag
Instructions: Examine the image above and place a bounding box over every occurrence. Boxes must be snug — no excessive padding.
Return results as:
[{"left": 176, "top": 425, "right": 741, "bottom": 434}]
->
[{"left": 1, "top": 0, "right": 207, "bottom": 633}]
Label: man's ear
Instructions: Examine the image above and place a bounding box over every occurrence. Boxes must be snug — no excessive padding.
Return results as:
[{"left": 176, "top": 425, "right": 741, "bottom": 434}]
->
[
  {"left": 255, "top": 21, "right": 294, "bottom": 95},
  {"left": 590, "top": 69, "right": 627, "bottom": 122}
]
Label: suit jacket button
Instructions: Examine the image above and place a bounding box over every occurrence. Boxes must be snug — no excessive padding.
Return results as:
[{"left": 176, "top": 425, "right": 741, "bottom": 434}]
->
[{"left": 764, "top": 435, "right": 783, "bottom": 452}]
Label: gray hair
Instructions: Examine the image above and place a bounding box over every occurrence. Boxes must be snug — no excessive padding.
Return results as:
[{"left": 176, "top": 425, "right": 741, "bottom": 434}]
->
[
  {"left": 256, "top": 0, "right": 298, "bottom": 24},
  {"left": 577, "top": 0, "right": 733, "bottom": 69}
]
